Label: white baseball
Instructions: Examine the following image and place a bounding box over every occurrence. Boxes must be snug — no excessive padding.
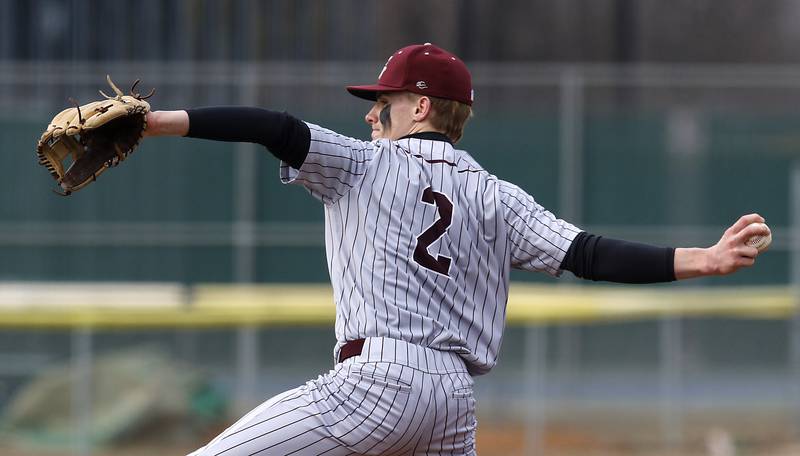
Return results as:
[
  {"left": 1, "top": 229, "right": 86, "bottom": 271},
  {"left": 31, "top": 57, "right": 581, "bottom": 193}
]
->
[{"left": 745, "top": 223, "right": 772, "bottom": 252}]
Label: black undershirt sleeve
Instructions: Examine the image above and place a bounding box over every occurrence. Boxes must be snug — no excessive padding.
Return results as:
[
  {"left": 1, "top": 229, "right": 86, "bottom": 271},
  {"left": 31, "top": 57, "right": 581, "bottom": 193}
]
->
[
  {"left": 560, "top": 232, "right": 676, "bottom": 284},
  {"left": 185, "top": 107, "right": 310, "bottom": 169}
]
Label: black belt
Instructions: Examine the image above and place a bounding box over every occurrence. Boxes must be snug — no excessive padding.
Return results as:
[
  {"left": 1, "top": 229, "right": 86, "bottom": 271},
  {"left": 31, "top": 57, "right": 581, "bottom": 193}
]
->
[{"left": 338, "top": 338, "right": 365, "bottom": 363}]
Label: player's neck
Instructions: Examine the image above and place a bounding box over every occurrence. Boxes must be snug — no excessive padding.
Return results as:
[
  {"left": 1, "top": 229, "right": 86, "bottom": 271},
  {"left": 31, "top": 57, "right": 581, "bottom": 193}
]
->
[
  {"left": 405, "top": 121, "right": 442, "bottom": 137},
  {"left": 397, "top": 131, "right": 453, "bottom": 144}
]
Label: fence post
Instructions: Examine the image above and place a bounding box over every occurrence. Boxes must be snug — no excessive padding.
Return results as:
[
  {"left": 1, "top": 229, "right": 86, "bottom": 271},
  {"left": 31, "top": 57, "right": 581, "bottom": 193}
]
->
[
  {"left": 558, "top": 67, "right": 584, "bottom": 224},
  {"left": 790, "top": 161, "right": 800, "bottom": 440},
  {"left": 556, "top": 68, "right": 584, "bottom": 435},
  {"left": 659, "top": 316, "right": 683, "bottom": 449},
  {"left": 71, "top": 327, "right": 93, "bottom": 456},
  {"left": 233, "top": 67, "right": 261, "bottom": 413},
  {"left": 524, "top": 324, "right": 548, "bottom": 455}
]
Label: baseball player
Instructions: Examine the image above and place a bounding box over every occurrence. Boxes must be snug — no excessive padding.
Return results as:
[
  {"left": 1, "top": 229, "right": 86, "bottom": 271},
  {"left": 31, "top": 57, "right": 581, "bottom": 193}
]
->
[{"left": 144, "top": 43, "right": 769, "bottom": 455}]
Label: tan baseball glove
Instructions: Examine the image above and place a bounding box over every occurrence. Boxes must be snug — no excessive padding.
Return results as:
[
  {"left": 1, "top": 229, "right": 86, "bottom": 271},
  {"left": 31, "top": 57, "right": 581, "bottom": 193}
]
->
[{"left": 36, "top": 75, "right": 154, "bottom": 195}]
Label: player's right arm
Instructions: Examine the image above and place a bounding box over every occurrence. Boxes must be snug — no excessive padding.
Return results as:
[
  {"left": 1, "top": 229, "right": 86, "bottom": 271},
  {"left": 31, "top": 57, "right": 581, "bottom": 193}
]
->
[
  {"left": 673, "top": 213, "right": 769, "bottom": 279},
  {"left": 145, "top": 108, "right": 374, "bottom": 203},
  {"left": 560, "top": 215, "right": 769, "bottom": 283}
]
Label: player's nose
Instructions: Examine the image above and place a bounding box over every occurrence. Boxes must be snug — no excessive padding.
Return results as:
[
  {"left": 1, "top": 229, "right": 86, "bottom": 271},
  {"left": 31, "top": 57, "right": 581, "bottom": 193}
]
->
[{"left": 365, "top": 104, "right": 379, "bottom": 125}]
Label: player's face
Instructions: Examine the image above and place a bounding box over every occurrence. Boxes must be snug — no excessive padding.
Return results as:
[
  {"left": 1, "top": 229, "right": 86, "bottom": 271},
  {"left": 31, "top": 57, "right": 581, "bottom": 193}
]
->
[{"left": 364, "top": 92, "right": 420, "bottom": 141}]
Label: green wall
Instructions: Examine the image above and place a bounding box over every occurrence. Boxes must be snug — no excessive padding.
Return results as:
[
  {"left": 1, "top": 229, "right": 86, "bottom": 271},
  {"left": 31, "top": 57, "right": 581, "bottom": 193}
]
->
[{"left": 3, "top": 112, "right": 792, "bottom": 285}]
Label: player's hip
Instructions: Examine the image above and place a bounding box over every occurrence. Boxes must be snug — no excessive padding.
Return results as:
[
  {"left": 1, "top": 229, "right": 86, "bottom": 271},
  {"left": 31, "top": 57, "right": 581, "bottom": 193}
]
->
[
  {"left": 322, "top": 338, "right": 476, "bottom": 454},
  {"left": 189, "top": 338, "right": 477, "bottom": 456}
]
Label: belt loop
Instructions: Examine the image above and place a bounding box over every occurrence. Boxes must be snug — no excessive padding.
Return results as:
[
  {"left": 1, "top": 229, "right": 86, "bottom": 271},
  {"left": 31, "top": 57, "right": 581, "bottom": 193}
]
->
[{"left": 338, "top": 338, "right": 365, "bottom": 363}]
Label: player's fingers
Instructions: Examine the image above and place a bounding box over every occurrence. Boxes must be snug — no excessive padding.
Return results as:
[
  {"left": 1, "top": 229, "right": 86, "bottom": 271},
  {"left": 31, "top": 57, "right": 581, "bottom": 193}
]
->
[
  {"left": 733, "top": 222, "right": 770, "bottom": 245},
  {"left": 738, "top": 246, "right": 759, "bottom": 259},
  {"left": 738, "top": 255, "right": 756, "bottom": 267},
  {"left": 728, "top": 214, "right": 765, "bottom": 236},
  {"left": 718, "top": 252, "right": 756, "bottom": 275}
]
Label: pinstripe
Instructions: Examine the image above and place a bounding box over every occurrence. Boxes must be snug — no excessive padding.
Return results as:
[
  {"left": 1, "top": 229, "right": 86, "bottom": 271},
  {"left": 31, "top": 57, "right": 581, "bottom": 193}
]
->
[
  {"left": 363, "top": 365, "right": 416, "bottom": 455},
  {"left": 380, "top": 151, "right": 403, "bottom": 340},
  {"left": 383, "top": 374, "right": 435, "bottom": 456},
  {"left": 395, "top": 143, "right": 483, "bottom": 174},
  {"left": 460, "top": 172, "right": 483, "bottom": 346},
  {"left": 355, "top": 150, "right": 387, "bottom": 336},
  {"left": 368, "top": 151, "right": 394, "bottom": 336},
  {"left": 213, "top": 378, "right": 345, "bottom": 448},
  {"left": 497, "top": 184, "right": 581, "bottom": 237},
  {"left": 349, "top": 151, "right": 384, "bottom": 336},
  {"left": 344, "top": 366, "right": 406, "bottom": 452},
  {"left": 301, "top": 160, "right": 367, "bottom": 175},
  {"left": 204, "top": 397, "right": 343, "bottom": 454},
  {"left": 296, "top": 168, "right": 359, "bottom": 188},
  {"left": 412, "top": 370, "right": 438, "bottom": 456},
  {"left": 291, "top": 176, "right": 345, "bottom": 197},
  {"left": 337, "top": 164, "right": 369, "bottom": 337},
  {"left": 435, "top": 373, "right": 450, "bottom": 454},
  {"left": 332, "top": 376, "right": 391, "bottom": 445},
  {"left": 368, "top": 393, "right": 416, "bottom": 454},
  {"left": 308, "top": 124, "right": 372, "bottom": 149},
  {"left": 245, "top": 423, "right": 328, "bottom": 456},
  {"left": 500, "top": 200, "right": 569, "bottom": 255},
  {"left": 431, "top": 170, "right": 469, "bottom": 345},
  {"left": 332, "top": 190, "right": 354, "bottom": 341},
  {"left": 265, "top": 370, "right": 379, "bottom": 454},
  {"left": 465, "top": 175, "right": 492, "bottom": 362},
  {"left": 504, "top": 231, "right": 561, "bottom": 273},
  {"left": 315, "top": 446, "right": 353, "bottom": 456},
  {"left": 430, "top": 141, "right": 453, "bottom": 325},
  {"left": 485, "top": 197, "right": 512, "bottom": 367},
  {"left": 409, "top": 186, "right": 434, "bottom": 336},
  {"left": 498, "top": 190, "right": 578, "bottom": 244},
  {"left": 400, "top": 151, "right": 422, "bottom": 344},
  {"left": 498, "top": 188, "right": 581, "bottom": 236},
  {"left": 448, "top": 165, "right": 472, "bottom": 334},
  {"left": 306, "top": 149, "right": 371, "bottom": 163},
  {"left": 188, "top": 339, "right": 468, "bottom": 456},
  {"left": 391, "top": 153, "right": 413, "bottom": 341},
  {"left": 287, "top": 126, "right": 578, "bottom": 368},
  {"left": 448, "top": 166, "right": 487, "bottom": 341},
  {"left": 285, "top": 435, "right": 340, "bottom": 456},
  {"left": 248, "top": 376, "right": 342, "bottom": 424},
  {"left": 451, "top": 374, "right": 462, "bottom": 453}
]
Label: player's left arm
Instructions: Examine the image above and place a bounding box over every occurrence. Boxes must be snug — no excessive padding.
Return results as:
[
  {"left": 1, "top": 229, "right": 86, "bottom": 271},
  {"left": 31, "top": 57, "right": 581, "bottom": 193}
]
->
[
  {"left": 143, "top": 110, "right": 189, "bottom": 137},
  {"left": 145, "top": 108, "right": 373, "bottom": 204},
  {"left": 144, "top": 108, "right": 310, "bottom": 168}
]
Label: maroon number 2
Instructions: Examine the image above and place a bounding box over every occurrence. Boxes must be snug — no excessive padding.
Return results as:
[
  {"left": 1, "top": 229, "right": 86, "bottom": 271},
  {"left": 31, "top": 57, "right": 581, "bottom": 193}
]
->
[{"left": 413, "top": 187, "right": 454, "bottom": 276}]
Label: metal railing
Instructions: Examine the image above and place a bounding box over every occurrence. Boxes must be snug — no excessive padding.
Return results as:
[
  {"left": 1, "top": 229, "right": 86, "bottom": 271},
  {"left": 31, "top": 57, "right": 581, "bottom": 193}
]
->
[{"left": 1, "top": 61, "right": 800, "bottom": 455}]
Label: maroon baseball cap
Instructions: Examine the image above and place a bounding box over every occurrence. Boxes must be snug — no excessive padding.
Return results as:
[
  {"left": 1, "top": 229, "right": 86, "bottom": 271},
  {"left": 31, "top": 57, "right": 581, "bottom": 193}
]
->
[{"left": 347, "top": 43, "right": 473, "bottom": 106}]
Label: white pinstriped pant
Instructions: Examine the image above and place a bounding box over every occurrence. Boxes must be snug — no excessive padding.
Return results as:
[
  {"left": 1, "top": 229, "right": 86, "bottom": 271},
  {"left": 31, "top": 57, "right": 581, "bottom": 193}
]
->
[{"left": 188, "top": 337, "right": 477, "bottom": 456}]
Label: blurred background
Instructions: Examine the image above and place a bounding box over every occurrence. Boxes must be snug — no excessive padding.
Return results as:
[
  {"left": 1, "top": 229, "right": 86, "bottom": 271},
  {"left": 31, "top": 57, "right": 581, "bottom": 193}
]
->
[{"left": 1, "top": 0, "right": 800, "bottom": 455}]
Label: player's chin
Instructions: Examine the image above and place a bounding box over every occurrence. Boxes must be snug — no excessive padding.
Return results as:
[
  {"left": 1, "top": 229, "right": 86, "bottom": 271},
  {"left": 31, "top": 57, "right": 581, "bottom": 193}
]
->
[{"left": 371, "top": 129, "right": 386, "bottom": 141}]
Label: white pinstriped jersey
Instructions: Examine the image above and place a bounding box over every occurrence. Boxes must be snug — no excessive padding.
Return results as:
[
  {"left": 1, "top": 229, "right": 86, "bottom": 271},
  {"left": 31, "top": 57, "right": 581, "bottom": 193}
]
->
[{"left": 281, "top": 123, "right": 581, "bottom": 375}]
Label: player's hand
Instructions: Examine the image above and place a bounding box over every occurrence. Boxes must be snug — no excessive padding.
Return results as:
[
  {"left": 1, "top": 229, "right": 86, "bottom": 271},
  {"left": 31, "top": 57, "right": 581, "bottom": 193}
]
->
[{"left": 705, "top": 213, "right": 769, "bottom": 275}]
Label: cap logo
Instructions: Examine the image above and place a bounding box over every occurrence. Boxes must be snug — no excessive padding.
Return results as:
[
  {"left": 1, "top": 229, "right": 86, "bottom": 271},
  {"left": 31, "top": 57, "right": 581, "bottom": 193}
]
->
[
  {"left": 378, "top": 55, "right": 393, "bottom": 80},
  {"left": 416, "top": 81, "right": 428, "bottom": 90}
]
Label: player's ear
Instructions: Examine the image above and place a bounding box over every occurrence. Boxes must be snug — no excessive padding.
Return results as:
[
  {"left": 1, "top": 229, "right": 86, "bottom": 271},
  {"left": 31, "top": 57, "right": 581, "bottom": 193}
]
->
[{"left": 413, "top": 96, "right": 432, "bottom": 121}]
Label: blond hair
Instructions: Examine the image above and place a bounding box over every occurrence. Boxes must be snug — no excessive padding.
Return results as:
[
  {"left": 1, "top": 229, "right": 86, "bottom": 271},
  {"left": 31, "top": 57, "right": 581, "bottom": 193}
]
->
[{"left": 427, "top": 96, "right": 473, "bottom": 143}]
